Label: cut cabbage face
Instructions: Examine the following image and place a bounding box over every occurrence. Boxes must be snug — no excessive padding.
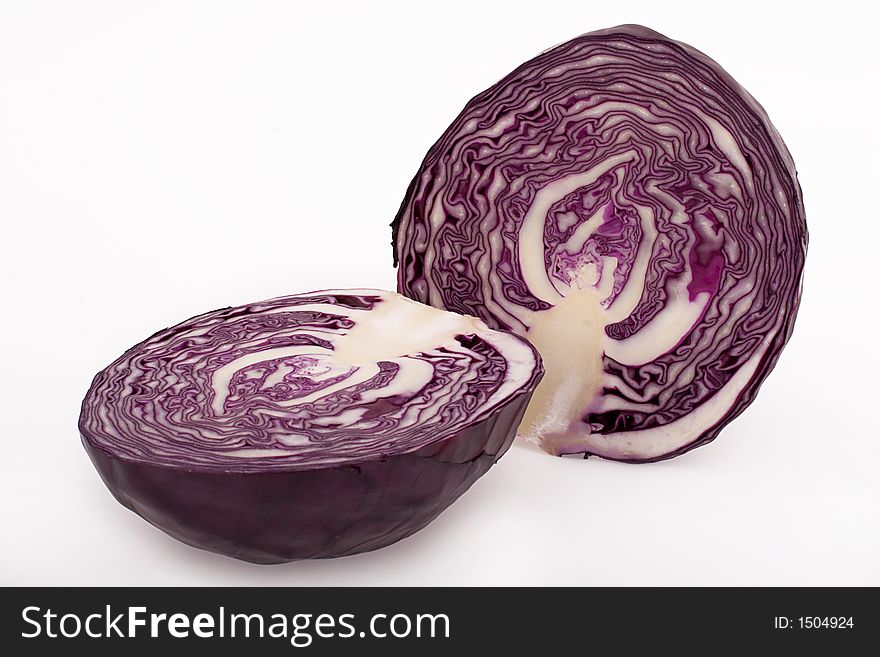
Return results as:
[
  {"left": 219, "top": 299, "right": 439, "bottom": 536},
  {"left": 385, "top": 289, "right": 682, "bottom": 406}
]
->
[{"left": 394, "top": 25, "right": 807, "bottom": 461}]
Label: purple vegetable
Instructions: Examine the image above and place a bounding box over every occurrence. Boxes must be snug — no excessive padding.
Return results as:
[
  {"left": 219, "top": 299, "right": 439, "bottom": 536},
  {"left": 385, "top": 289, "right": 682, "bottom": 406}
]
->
[
  {"left": 80, "top": 290, "right": 542, "bottom": 562},
  {"left": 393, "top": 25, "right": 806, "bottom": 462}
]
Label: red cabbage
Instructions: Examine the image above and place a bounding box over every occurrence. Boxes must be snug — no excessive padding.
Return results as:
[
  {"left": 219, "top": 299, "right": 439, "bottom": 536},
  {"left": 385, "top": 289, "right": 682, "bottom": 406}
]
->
[
  {"left": 393, "top": 25, "right": 807, "bottom": 461},
  {"left": 80, "top": 290, "right": 542, "bottom": 562}
]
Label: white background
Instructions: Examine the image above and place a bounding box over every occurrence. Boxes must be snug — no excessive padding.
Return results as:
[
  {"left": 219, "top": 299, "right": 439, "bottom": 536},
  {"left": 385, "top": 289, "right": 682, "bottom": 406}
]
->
[{"left": 1, "top": 0, "right": 877, "bottom": 586}]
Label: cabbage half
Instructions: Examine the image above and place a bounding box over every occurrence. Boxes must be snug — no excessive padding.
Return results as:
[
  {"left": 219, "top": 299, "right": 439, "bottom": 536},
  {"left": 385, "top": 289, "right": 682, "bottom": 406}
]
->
[
  {"left": 80, "top": 290, "right": 542, "bottom": 562},
  {"left": 394, "top": 25, "right": 807, "bottom": 461}
]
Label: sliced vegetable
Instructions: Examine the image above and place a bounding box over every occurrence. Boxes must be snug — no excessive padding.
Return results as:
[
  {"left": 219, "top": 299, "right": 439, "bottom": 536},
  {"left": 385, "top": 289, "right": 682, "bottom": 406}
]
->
[
  {"left": 393, "top": 24, "right": 807, "bottom": 461},
  {"left": 80, "top": 290, "right": 542, "bottom": 562}
]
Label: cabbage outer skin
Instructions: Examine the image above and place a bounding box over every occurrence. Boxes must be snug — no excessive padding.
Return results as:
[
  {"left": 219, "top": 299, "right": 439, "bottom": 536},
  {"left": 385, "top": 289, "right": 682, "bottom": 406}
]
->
[
  {"left": 83, "top": 396, "right": 530, "bottom": 563},
  {"left": 393, "top": 25, "right": 807, "bottom": 462}
]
